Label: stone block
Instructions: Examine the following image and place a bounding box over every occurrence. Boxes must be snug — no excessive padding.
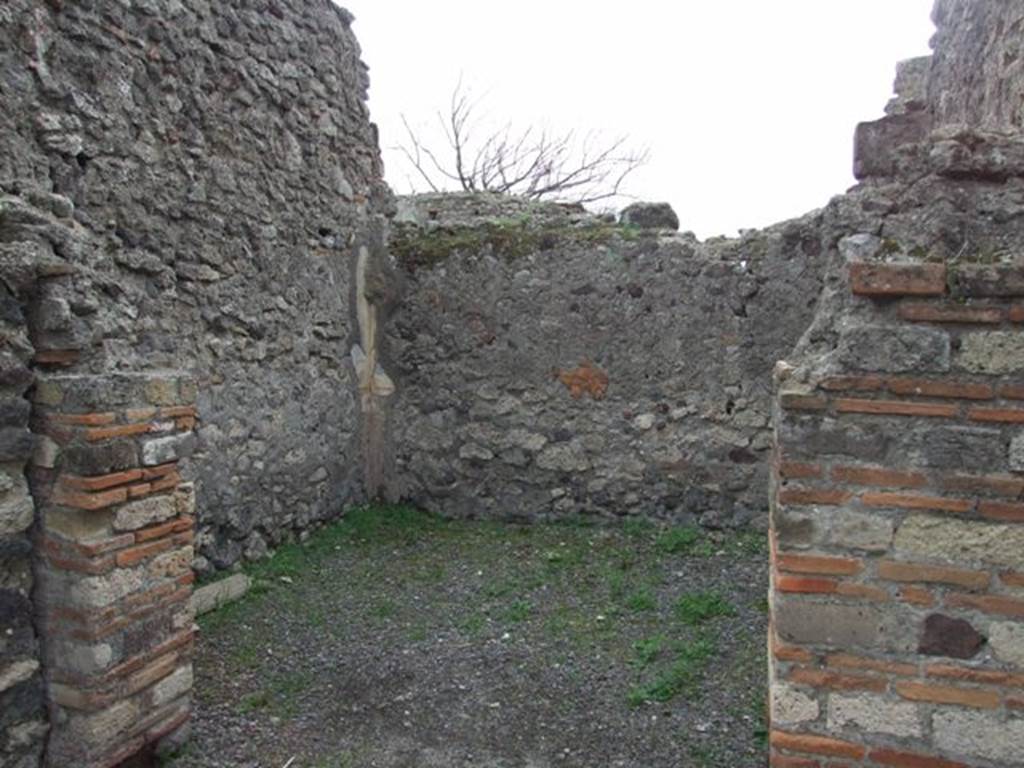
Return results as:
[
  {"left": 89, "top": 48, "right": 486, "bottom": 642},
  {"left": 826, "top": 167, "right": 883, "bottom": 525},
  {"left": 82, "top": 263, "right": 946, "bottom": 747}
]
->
[
  {"left": 63, "top": 440, "right": 138, "bottom": 476},
  {"left": 190, "top": 573, "right": 250, "bottom": 616},
  {"left": 827, "top": 693, "right": 922, "bottom": 737},
  {"left": 989, "top": 621, "right": 1024, "bottom": 667},
  {"left": 827, "top": 510, "right": 895, "bottom": 552},
  {"left": 836, "top": 324, "right": 950, "bottom": 373},
  {"left": 141, "top": 433, "right": 196, "bottom": 467},
  {"left": 770, "top": 681, "right": 819, "bottom": 724},
  {"left": 69, "top": 568, "right": 145, "bottom": 609},
  {"left": 0, "top": 428, "right": 33, "bottom": 463},
  {"left": 773, "top": 597, "right": 908, "bottom": 652},
  {"left": 894, "top": 514, "right": 1024, "bottom": 570},
  {"left": 0, "top": 659, "right": 39, "bottom": 694},
  {"left": 0, "top": 488, "right": 34, "bottom": 537},
  {"left": 933, "top": 708, "right": 1024, "bottom": 765},
  {"left": 918, "top": 614, "right": 985, "bottom": 659},
  {"left": 959, "top": 331, "right": 1024, "bottom": 374},
  {"left": 150, "top": 664, "right": 193, "bottom": 707},
  {"left": 1012, "top": 433, "right": 1024, "bottom": 472},
  {"left": 113, "top": 495, "right": 177, "bottom": 532}
]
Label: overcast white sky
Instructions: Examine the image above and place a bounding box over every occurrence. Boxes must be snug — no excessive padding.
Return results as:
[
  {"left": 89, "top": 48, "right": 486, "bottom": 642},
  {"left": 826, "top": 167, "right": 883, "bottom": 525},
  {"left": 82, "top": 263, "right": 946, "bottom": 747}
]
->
[{"left": 341, "top": 1, "right": 936, "bottom": 238}]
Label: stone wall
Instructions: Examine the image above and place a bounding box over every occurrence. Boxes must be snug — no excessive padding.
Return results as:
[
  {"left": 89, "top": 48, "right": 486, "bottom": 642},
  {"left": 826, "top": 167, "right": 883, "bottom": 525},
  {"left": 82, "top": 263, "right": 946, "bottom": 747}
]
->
[
  {"left": 384, "top": 195, "right": 828, "bottom": 528},
  {"left": 33, "top": 372, "right": 197, "bottom": 767},
  {"left": 0, "top": 0, "right": 388, "bottom": 575},
  {"left": 0, "top": 1, "right": 386, "bottom": 764},
  {"left": 768, "top": 1, "right": 1024, "bottom": 764}
]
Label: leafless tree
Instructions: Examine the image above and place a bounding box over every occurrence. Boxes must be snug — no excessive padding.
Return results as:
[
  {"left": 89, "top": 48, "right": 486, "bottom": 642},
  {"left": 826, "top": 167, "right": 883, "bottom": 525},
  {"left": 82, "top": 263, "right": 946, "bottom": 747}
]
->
[{"left": 397, "top": 81, "right": 650, "bottom": 205}]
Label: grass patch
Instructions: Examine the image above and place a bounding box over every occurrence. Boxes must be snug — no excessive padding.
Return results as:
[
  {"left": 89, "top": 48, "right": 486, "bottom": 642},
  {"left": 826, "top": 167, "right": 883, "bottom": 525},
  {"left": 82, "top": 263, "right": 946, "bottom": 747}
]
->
[
  {"left": 503, "top": 599, "right": 533, "bottom": 624},
  {"left": 655, "top": 526, "right": 702, "bottom": 555},
  {"left": 676, "top": 591, "right": 735, "bottom": 626},
  {"left": 625, "top": 587, "right": 657, "bottom": 612},
  {"left": 631, "top": 634, "right": 666, "bottom": 668},
  {"left": 628, "top": 636, "right": 715, "bottom": 705}
]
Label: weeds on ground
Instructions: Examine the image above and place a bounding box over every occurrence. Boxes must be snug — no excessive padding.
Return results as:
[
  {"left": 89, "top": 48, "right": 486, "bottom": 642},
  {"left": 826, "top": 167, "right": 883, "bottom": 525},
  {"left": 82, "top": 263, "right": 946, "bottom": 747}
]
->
[{"left": 676, "top": 591, "right": 735, "bottom": 626}]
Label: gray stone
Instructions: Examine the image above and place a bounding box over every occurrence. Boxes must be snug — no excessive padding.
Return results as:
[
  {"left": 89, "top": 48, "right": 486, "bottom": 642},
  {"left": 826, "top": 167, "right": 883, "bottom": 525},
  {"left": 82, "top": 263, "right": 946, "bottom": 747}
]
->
[
  {"left": 190, "top": 573, "right": 251, "bottom": 616},
  {"left": 141, "top": 433, "right": 197, "bottom": 467},
  {"left": 933, "top": 709, "right": 1024, "bottom": 765},
  {"left": 773, "top": 597, "right": 909, "bottom": 652},
  {"left": 894, "top": 515, "right": 1024, "bottom": 570},
  {"left": 112, "top": 495, "right": 177, "bottom": 532},
  {"left": 770, "top": 682, "right": 819, "bottom": 724},
  {"left": 836, "top": 324, "right": 950, "bottom": 373},
  {"left": 619, "top": 202, "right": 680, "bottom": 230},
  {"left": 827, "top": 693, "right": 922, "bottom": 738},
  {"left": 1012, "top": 433, "right": 1024, "bottom": 472},
  {"left": 989, "top": 621, "right": 1024, "bottom": 667},
  {"left": 0, "top": 659, "right": 38, "bottom": 693},
  {"left": 959, "top": 331, "right": 1024, "bottom": 374}
]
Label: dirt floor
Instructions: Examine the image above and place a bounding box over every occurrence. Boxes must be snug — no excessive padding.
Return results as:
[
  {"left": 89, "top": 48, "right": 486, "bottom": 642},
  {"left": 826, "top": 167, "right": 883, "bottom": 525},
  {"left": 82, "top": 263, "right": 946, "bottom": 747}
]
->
[{"left": 171, "top": 507, "right": 769, "bottom": 768}]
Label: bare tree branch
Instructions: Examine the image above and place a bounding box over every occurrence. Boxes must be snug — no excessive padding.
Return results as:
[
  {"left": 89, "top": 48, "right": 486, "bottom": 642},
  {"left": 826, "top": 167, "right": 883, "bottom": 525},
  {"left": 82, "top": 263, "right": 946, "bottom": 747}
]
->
[{"left": 396, "top": 81, "right": 649, "bottom": 204}]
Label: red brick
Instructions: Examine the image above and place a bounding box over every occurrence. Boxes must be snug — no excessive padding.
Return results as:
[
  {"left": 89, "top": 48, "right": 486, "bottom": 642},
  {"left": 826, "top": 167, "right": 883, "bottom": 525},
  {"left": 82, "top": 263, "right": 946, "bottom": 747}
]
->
[
  {"left": 999, "top": 384, "right": 1024, "bottom": 400},
  {"left": 849, "top": 262, "right": 946, "bottom": 297},
  {"left": 868, "top": 747, "right": 971, "bottom": 768},
  {"left": 781, "top": 394, "right": 829, "bottom": 411},
  {"left": 773, "top": 641, "right": 815, "bottom": 663},
  {"left": 777, "top": 575, "right": 838, "bottom": 594},
  {"left": 877, "top": 561, "right": 990, "bottom": 589},
  {"left": 925, "top": 663, "right": 1024, "bottom": 687},
  {"left": 115, "top": 538, "right": 174, "bottom": 568},
  {"left": 831, "top": 465, "right": 927, "bottom": 488},
  {"left": 778, "top": 488, "right": 852, "bottom": 506},
  {"left": 779, "top": 462, "right": 824, "bottom": 480},
  {"left": 946, "top": 592, "right": 1024, "bottom": 618},
  {"left": 770, "top": 730, "right": 866, "bottom": 760},
  {"left": 142, "top": 462, "right": 178, "bottom": 480},
  {"left": 171, "top": 515, "right": 194, "bottom": 533},
  {"left": 51, "top": 412, "right": 117, "bottom": 426},
  {"left": 979, "top": 500, "right": 1024, "bottom": 522},
  {"left": 150, "top": 471, "right": 181, "bottom": 493},
  {"left": 895, "top": 680, "right": 999, "bottom": 708},
  {"left": 1008, "top": 695, "right": 1024, "bottom": 710},
  {"left": 825, "top": 653, "right": 916, "bottom": 677},
  {"left": 177, "top": 571, "right": 196, "bottom": 586},
  {"left": 45, "top": 550, "right": 115, "bottom": 576},
  {"left": 788, "top": 667, "right": 887, "bottom": 693},
  {"left": 941, "top": 473, "right": 1024, "bottom": 497},
  {"left": 84, "top": 422, "right": 152, "bottom": 441},
  {"left": 134, "top": 519, "right": 181, "bottom": 543},
  {"left": 886, "top": 377, "right": 994, "bottom": 399},
  {"left": 125, "top": 407, "right": 158, "bottom": 422},
  {"left": 819, "top": 375, "right": 885, "bottom": 392},
  {"left": 176, "top": 415, "right": 197, "bottom": 431},
  {"left": 72, "top": 533, "right": 135, "bottom": 557},
  {"left": 776, "top": 553, "right": 863, "bottom": 576},
  {"left": 52, "top": 485, "right": 127, "bottom": 511},
  {"left": 34, "top": 348, "right": 80, "bottom": 365},
  {"left": 897, "top": 585, "right": 936, "bottom": 606},
  {"left": 127, "top": 482, "right": 152, "bottom": 499},
  {"left": 897, "top": 302, "right": 1004, "bottom": 324},
  {"left": 859, "top": 492, "right": 972, "bottom": 514},
  {"left": 835, "top": 398, "right": 958, "bottom": 418},
  {"left": 172, "top": 530, "right": 195, "bottom": 546},
  {"left": 1001, "top": 571, "right": 1024, "bottom": 588},
  {"left": 60, "top": 469, "right": 143, "bottom": 492},
  {"left": 968, "top": 406, "right": 1024, "bottom": 423},
  {"left": 835, "top": 582, "right": 890, "bottom": 601},
  {"left": 146, "top": 708, "right": 191, "bottom": 743},
  {"left": 770, "top": 754, "right": 820, "bottom": 768}
]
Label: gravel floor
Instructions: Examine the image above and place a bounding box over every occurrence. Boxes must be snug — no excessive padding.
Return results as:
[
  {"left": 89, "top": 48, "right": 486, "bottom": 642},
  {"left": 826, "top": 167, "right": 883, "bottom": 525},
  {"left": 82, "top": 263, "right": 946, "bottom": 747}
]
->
[{"left": 171, "top": 507, "right": 769, "bottom": 768}]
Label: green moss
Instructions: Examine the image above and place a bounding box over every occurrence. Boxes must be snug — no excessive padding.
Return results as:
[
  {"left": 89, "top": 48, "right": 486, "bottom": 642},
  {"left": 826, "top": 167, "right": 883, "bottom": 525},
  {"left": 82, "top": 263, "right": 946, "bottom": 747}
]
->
[{"left": 390, "top": 219, "right": 641, "bottom": 270}]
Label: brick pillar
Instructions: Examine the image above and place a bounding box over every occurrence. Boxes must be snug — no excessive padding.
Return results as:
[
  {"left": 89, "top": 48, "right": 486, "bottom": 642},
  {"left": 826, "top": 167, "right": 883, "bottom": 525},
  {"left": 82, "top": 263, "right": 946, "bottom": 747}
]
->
[
  {"left": 31, "top": 372, "right": 198, "bottom": 768},
  {"left": 768, "top": 259, "right": 1024, "bottom": 767}
]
